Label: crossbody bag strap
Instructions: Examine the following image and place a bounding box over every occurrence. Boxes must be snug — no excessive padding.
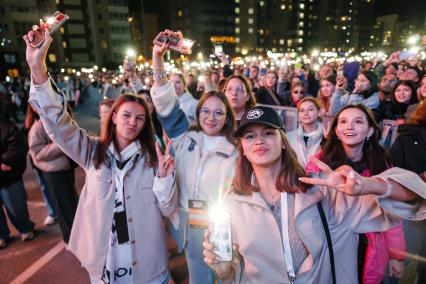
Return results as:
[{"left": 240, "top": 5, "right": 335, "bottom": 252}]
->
[{"left": 317, "top": 201, "right": 336, "bottom": 284}]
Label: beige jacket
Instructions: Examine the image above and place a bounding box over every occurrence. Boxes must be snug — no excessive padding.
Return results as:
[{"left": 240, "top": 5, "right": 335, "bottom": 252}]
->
[
  {"left": 29, "top": 79, "right": 178, "bottom": 282},
  {"left": 225, "top": 167, "right": 426, "bottom": 284},
  {"left": 28, "top": 119, "right": 71, "bottom": 172}
]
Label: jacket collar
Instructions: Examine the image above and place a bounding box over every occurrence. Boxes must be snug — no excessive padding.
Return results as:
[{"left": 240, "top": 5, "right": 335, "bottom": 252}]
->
[
  {"left": 231, "top": 186, "right": 324, "bottom": 217},
  {"left": 187, "top": 131, "right": 236, "bottom": 157}
]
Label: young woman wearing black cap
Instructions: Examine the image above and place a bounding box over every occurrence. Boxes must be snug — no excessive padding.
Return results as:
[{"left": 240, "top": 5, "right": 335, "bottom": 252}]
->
[{"left": 202, "top": 105, "right": 426, "bottom": 283}]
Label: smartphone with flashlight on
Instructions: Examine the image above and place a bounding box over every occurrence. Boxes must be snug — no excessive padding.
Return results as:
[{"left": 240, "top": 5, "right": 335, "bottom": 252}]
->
[
  {"left": 153, "top": 32, "right": 195, "bottom": 54},
  {"left": 209, "top": 206, "right": 232, "bottom": 262},
  {"left": 29, "top": 11, "right": 69, "bottom": 48},
  {"left": 214, "top": 43, "right": 223, "bottom": 57}
]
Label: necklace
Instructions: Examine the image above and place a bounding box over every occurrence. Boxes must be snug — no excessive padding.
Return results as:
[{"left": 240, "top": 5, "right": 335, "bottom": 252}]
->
[{"left": 261, "top": 190, "right": 281, "bottom": 203}]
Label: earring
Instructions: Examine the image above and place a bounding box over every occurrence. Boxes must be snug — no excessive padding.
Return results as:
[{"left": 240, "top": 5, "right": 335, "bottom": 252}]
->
[{"left": 366, "top": 136, "right": 370, "bottom": 141}]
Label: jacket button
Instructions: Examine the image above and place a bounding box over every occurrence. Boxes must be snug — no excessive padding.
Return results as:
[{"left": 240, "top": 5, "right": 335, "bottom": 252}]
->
[
  {"left": 131, "top": 240, "right": 135, "bottom": 244},
  {"left": 128, "top": 218, "right": 133, "bottom": 222}
]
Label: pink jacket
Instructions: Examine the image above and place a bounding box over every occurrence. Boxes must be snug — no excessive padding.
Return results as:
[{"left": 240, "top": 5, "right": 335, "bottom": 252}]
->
[{"left": 306, "top": 158, "right": 406, "bottom": 284}]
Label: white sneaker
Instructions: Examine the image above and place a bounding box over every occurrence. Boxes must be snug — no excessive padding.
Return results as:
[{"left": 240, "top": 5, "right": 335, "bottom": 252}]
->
[{"left": 44, "top": 215, "right": 57, "bottom": 226}]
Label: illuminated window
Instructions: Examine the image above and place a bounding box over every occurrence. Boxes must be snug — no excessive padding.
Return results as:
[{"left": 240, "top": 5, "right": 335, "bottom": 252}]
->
[
  {"left": 300, "top": 4, "right": 305, "bottom": 9},
  {"left": 236, "top": 37, "right": 240, "bottom": 43},
  {"left": 236, "top": 47, "right": 241, "bottom": 52},
  {"left": 281, "top": 4, "right": 285, "bottom": 10},
  {"left": 298, "top": 38, "right": 303, "bottom": 43},
  {"left": 235, "top": 18, "right": 240, "bottom": 24},
  {"left": 279, "top": 39, "right": 284, "bottom": 45},
  {"left": 60, "top": 27, "right": 64, "bottom": 34},
  {"left": 298, "top": 30, "right": 303, "bottom": 36},
  {"left": 287, "top": 39, "right": 293, "bottom": 46},
  {"left": 326, "top": 17, "right": 331, "bottom": 21},
  {"left": 259, "top": 29, "right": 264, "bottom": 35},
  {"left": 235, "top": 0, "right": 239, "bottom": 3},
  {"left": 260, "top": 1, "right": 264, "bottom": 7},
  {"left": 235, "top": 7, "right": 240, "bottom": 13},
  {"left": 62, "top": 41, "right": 67, "bottom": 48},
  {"left": 235, "top": 28, "right": 240, "bottom": 34},
  {"left": 299, "top": 21, "right": 304, "bottom": 27},
  {"left": 178, "top": 10, "right": 183, "bottom": 17},
  {"left": 248, "top": 18, "right": 254, "bottom": 24},
  {"left": 248, "top": 8, "right": 254, "bottom": 14},
  {"left": 48, "top": 54, "right": 57, "bottom": 62},
  {"left": 299, "top": 13, "right": 304, "bottom": 18},
  {"left": 248, "top": 28, "right": 253, "bottom": 34},
  {"left": 342, "top": 26, "right": 347, "bottom": 30}
]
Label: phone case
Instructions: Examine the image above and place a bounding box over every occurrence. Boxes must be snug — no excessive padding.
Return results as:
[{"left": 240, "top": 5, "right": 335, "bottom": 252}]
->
[
  {"left": 29, "top": 11, "right": 69, "bottom": 48},
  {"left": 153, "top": 32, "right": 195, "bottom": 54}
]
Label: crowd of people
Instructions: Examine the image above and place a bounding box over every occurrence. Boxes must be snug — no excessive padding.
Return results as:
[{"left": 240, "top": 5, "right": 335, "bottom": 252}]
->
[{"left": 0, "top": 28, "right": 425, "bottom": 284}]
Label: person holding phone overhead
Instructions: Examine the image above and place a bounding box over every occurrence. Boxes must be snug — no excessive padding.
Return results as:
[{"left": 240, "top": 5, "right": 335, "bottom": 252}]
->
[
  {"left": 24, "top": 28, "right": 177, "bottom": 283},
  {"left": 203, "top": 105, "right": 426, "bottom": 283},
  {"left": 150, "top": 30, "right": 238, "bottom": 284}
]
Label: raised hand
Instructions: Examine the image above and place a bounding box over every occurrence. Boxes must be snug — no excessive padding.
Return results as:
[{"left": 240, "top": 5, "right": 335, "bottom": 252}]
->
[
  {"left": 299, "top": 157, "right": 367, "bottom": 196},
  {"left": 23, "top": 27, "right": 52, "bottom": 84},
  {"left": 203, "top": 229, "right": 238, "bottom": 279},
  {"left": 155, "top": 139, "right": 175, "bottom": 178}
]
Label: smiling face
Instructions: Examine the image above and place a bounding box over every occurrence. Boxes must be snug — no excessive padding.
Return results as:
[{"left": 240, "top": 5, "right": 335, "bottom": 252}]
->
[
  {"left": 112, "top": 101, "right": 146, "bottom": 148},
  {"left": 394, "top": 83, "right": 413, "bottom": 104},
  {"left": 299, "top": 101, "right": 320, "bottom": 126},
  {"left": 335, "top": 108, "right": 373, "bottom": 148},
  {"left": 320, "top": 79, "right": 335, "bottom": 97},
  {"left": 241, "top": 124, "right": 282, "bottom": 167},
  {"left": 224, "top": 78, "right": 249, "bottom": 113},
  {"left": 199, "top": 96, "right": 227, "bottom": 136}
]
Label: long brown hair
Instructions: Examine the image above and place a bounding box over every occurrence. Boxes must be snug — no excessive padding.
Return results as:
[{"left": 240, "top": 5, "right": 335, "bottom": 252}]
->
[
  {"left": 223, "top": 75, "right": 256, "bottom": 109},
  {"left": 93, "top": 94, "right": 157, "bottom": 169},
  {"left": 189, "top": 91, "right": 237, "bottom": 145},
  {"left": 232, "top": 129, "right": 309, "bottom": 195},
  {"left": 318, "top": 74, "right": 336, "bottom": 113},
  {"left": 320, "top": 104, "right": 388, "bottom": 175}
]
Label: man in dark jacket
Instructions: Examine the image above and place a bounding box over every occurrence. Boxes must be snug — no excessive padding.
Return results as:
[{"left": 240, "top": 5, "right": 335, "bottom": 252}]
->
[{"left": 0, "top": 107, "right": 35, "bottom": 249}]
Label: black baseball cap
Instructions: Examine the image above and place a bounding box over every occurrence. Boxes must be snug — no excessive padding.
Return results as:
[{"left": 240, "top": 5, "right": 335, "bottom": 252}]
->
[{"left": 235, "top": 106, "right": 284, "bottom": 137}]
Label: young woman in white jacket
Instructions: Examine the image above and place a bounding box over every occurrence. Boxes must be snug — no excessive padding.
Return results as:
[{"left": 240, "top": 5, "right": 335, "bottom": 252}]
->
[
  {"left": 203, "top": 105, "right": 426, "bottom": 284},
  {"left": 286, "top": 97, "right": 324, "bottom": 167},
  {"left": 150, "top": 30, "right": 238, "bottom": 284},
  {"left": 24, "top": 29, "right": 177, "bottom": 284}
]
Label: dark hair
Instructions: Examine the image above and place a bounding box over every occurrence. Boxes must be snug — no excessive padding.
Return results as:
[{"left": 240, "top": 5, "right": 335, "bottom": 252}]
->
[
  {"left": 233, "top": 129, "right": 309, "bottom": 195},
  {"left": 189, "top": 91, "right": 237, "bottom": 146},
  {"left": 320, "top": 104, "right": 388, "bottom": 175},
  {"left": 391, "top": 80, "right": 419, "bottom": 105},
  {"left": 223, "top": 75, "right": 256, "bottom": 109},
  {"left": 358, "top": 70, "right": 378, "bottom": 96},
  {"left": 93, "top": 94, "right": 157, "bottom": 169}
]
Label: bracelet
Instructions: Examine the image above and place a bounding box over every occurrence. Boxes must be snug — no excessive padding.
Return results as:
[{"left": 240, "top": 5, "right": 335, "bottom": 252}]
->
[
  {"left": 215, "top": 266, "right": 234, "bottom": 280},
  {"left": 378, "top": 177, "right": 393, "bottom": 199},
  {"left": 152, "top": 70, "right": 167, "bottom": 81}
]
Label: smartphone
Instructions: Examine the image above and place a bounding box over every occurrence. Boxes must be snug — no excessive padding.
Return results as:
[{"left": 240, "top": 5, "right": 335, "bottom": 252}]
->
[
  {"left": 214, "top": 44, "right": 223, "bottom": 57},
  {"left": 29, "top": 11, "right": 69, "bottom": 48},
  {"left": 209, "top": 208, "right": 232, "bottom": 262},
  {"left": 153, "top": 32, "right": 195, "bottom": 54},
  {"left": 337, "top": 69, "right": 344, "bottom": 78}
]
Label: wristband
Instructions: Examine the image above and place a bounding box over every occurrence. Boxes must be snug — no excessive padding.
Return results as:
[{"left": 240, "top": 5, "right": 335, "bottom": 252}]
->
[
  {"left": 152, "top": 71, "right": 167, "bottom": 81},
  {"left": 378, "top": 177, "right": 393, "bottom": 199}
]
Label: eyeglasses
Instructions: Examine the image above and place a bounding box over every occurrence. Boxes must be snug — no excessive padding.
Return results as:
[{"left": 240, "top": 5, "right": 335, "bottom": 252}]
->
[
  {"left": 293, "top": 91, "right": 305, "bottom": 94},
  {"left": 199, "top": 107, "right": 226, "bottom": 120},
  {"left": 225, "top": 86, "right": 247, "bottom": 95}
]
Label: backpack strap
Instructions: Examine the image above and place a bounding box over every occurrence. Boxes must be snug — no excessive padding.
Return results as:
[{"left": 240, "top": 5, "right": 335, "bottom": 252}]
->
[{"left": 317, "top": 201, "right": 336, "bottom": 284}]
